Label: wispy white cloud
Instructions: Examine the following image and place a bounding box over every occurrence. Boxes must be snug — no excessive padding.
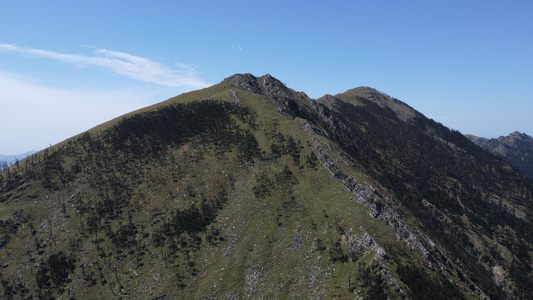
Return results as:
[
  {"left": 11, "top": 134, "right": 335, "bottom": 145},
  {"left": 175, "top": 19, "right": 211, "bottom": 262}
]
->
[
  {"left": 231, "top": 44, "right": 243, "bottom": 51},
  {"left": 0, "top": 71, "right": 150, "bottom": 154},
  {"left": 0, "top": 44, "right": 211, "bottom": 90}
]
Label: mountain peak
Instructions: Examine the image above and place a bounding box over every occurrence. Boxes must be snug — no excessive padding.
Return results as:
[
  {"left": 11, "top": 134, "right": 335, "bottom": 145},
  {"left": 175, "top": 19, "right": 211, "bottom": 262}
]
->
[
  {"left": 221, "top": 73, "right": 262, "bottom": 94},
  {"left": 467, "top": 131, "right": 533, "bottom": 178},
  {"left": 220, "top": 73, "right": 311, "bottom": 119},
  {"left": 334, "top": 86, "right": 419, "bottom": 122},
  {"left": 260, "top": 74, "right": 292, "bottom": 100},
  {"left": 2, "top": 73, "right": 533, "bottom": 299},
  {"left": 507, "top": 131, "right": 531, "bottom": 140},
  {"left": 220, "top": 73, "right": 291, "bottom": 98}
]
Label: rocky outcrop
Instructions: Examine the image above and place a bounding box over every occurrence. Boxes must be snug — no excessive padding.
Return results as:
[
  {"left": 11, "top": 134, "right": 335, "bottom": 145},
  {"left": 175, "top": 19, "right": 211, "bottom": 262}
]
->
[
  {"left": 261, "top": 74, "right": 314, "bottom": 119},
  {"left": 339, "top": 231, "right": 388, "bottom": 262},
  {"left": 222, "top": 73, "right": 262, "bottom": 94},
  {"left": 227, "top": 90, "right": 241, "bottom": 105},
  {"left": 223, "top": 73, "right": 312, "bottom": 119},
  {"left": 467, "top": 131, "right": 533, "bottom": 178},
  {"left": 309, "top": 132, "right": 489, "bottom": 299}
]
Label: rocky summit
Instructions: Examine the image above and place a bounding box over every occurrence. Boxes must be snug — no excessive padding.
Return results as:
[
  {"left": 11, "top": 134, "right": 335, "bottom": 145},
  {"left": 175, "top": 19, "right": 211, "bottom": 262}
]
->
[{"left": 1, "top": 74, "right": 532, "bottom": 299}]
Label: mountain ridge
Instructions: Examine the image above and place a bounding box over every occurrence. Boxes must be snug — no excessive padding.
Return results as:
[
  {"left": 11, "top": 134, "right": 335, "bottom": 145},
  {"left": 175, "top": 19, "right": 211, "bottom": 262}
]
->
[
  {"left": 1, "top": 73, "right": 532, "bottom": 299},
  {"left": 467, "top": 131, "right": 533, "bottom": 178}
]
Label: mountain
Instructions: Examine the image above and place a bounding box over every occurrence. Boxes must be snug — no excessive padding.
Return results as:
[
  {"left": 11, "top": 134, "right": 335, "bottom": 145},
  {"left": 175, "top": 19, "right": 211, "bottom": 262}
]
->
[
  {"left": 1, "top": 73, "right": 532, "bottom": 299},
  {"left": 0, "top": 151, "right": 37, "bottom": 170},
  {"left": 467, "top": 132, "right": 533, "bottom": 178}
]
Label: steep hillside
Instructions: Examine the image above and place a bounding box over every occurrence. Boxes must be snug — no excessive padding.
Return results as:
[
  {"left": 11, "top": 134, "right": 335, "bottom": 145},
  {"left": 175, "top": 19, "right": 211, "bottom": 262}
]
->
[
  {"left": 467, "top": 132, "right": 533, "bottom": 178},
  {"left": 1, "top": 74, "right": 532, "bottom": 299}
]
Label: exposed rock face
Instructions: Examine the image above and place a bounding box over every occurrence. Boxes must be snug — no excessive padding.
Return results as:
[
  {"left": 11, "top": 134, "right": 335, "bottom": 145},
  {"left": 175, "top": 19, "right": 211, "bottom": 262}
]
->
[
  {"left": 307, "top": 107, "right": 490, "bottom": 299},
  {"left": 227, "top": 90, "right": 241, "bottom": 105},
  {"left": 262, "top": 74, "right": 290, "bottom": 100},
  {"left": 339, "top": 231, "right": 388, "bottom": 261},
  {"left": 222, "top": 73, "right": 262, "bottom": 94},
  {"left": 224, "top": 73, "right": 315, "bottom": 120}
]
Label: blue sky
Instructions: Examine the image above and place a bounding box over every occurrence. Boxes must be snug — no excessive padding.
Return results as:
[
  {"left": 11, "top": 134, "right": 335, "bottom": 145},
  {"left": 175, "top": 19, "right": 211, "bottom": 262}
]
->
[{"left": 1, "top": 1, "right": 532, "bottom": 154}]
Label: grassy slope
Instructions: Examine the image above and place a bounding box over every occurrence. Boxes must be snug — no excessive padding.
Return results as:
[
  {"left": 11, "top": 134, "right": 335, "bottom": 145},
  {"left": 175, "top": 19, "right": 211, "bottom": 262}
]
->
[
  {"left": 328, "top": 88, "right": 533, "bottom": 300},
  {"left": 0, "top": 78, "right": 403, "bottom": 299},
  {"left": 1, "top": 74, "right": 529, "bottom": 299}
]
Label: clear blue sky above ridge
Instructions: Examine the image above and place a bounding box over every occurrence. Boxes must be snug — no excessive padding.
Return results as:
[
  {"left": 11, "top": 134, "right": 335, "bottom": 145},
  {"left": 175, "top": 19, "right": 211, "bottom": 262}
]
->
[{"left": 1, "top": 0, "right": 532, "bottom": 154}]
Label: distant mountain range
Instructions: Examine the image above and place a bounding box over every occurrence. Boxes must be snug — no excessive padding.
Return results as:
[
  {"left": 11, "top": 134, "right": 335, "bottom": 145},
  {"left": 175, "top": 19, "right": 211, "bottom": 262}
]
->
[
  {"left": 467, "top": 132, "right": 533, "bottom": 178},
  {"left": 0, "top": 151, "right": 37, "bottom": 170},
  {"left": 1, "top": 74, "right": 532, "bottom": 299}
]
